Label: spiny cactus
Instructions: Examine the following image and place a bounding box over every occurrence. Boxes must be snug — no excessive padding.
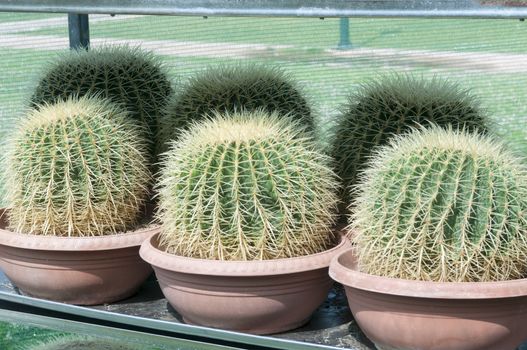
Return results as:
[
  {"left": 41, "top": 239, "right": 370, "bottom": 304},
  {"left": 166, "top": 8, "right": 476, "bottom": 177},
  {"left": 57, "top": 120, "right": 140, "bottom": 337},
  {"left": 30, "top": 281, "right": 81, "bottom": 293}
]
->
[
  {"left": 30, "top": 45, "right": 173, "bottom": 158},
  {"left": 332, "top": 74, "right": 488, "bottom": 206},
  {"left": 351, "top": 126, "right": 527, "bottom": 282},
  {"left": 4, "top": 96, "right": 151, "bottom": 236},
  {"left": 158, "top": 110, "right": 338, "bottom": 260},
  {"left": 157, "top": 63, "right": 313, "bottom": 154}
]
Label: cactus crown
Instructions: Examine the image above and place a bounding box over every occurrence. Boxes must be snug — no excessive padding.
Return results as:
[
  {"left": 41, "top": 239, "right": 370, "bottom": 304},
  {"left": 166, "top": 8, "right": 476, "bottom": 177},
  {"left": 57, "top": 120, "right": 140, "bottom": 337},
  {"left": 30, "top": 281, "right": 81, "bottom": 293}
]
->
[
  {"left": 351, "top": 126, "right": 527, "bottom": 282},
  {"left": 157, "top": 63, "right": 313, "bottom": 153},
  {"left": 30, "top": 45, "right": 173, "bottom": 157},
  {"left": 4, "top": 96, "right": 151, "bottom": 236},
  {"left": 332, "top": 74, "right": 487, "bottom": 206},
  {"left": 158, "top": 110, "right": 338, "bottom": 260}
]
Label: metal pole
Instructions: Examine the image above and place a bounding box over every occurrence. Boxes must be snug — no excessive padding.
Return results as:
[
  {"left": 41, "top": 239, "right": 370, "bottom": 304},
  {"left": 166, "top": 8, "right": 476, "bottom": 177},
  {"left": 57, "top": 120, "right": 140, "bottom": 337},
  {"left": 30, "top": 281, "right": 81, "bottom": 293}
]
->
[
  {"left": 68, "top": 13, "right": 90, "bottom": 50},
  {"left": 337, "top": 17, "right": 352, "bottom": 50}
]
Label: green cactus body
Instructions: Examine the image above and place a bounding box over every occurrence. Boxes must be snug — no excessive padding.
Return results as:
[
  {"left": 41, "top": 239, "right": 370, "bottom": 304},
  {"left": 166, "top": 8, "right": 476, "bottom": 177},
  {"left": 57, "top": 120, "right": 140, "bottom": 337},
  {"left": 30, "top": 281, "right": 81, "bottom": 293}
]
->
[
  {"left": 30, "top": 45, "right": 173, "bottom": 157},
  {"left": 351, "top": 126, "right": 527, "bottom": 282},
  {"left": 332, "top": 74, "right": 488, "bottom": 206},
  {"left": 158, "top": 64, "right": 313, "bottom": 154},
  {"left": 158, "top": 110, "right": 338, "bottom": 260},
  {"left": 4, "top": 96, "right": 151, "bottom": 236}
]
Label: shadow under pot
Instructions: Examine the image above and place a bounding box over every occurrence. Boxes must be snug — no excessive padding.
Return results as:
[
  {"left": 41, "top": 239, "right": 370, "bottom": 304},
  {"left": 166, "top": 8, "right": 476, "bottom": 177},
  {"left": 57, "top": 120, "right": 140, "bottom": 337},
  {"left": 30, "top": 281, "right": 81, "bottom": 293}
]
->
[
  {"left": 140, "top": 232, "right": 351, "bottom": 335},
  {"left": 329, "top": 248, "right": 527, "bottom": 350},
  {"left": 0, "top": 209, "right": 157, "bottom": 305}
]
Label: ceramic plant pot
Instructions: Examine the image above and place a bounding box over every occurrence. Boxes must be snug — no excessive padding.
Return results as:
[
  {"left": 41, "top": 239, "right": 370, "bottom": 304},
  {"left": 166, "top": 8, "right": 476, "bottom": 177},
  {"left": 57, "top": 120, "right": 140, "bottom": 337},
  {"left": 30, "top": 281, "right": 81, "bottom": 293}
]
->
[
  {"left": 0, "top": 210, "right": 157, "bottom": 305},
  {"left": 140, "top": 233, "right": 351, "bottom": 334},
  {"left": 329, "top": 248, "right": 527, "bottom": 350}
]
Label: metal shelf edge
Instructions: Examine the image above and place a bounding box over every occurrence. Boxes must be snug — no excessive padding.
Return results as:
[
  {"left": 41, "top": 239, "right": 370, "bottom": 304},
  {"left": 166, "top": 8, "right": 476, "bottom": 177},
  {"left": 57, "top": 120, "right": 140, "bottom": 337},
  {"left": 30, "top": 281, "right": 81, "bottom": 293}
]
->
[{"left": 0, "top": 290, "right": 344, "bottom": 350}]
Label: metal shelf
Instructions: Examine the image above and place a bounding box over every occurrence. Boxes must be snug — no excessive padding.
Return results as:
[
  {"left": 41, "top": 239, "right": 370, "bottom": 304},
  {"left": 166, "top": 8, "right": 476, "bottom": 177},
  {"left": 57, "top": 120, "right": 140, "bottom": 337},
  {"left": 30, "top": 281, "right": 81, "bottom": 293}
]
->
[{"left": 0, "top": 272, "right": 370, "bottom": 350}]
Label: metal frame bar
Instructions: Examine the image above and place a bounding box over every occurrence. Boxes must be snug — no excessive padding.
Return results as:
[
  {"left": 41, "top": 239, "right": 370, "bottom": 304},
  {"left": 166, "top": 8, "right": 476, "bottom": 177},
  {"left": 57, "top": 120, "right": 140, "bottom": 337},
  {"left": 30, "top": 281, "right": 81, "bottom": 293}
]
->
[
  {"left": 68, "top": 13, "right": 90, "bottom": 49},
  {"left": 0, "top": 308, "right": 241, "bottom": 350},
  {"left": 0, "top": 0, "right": 527, "bottom": 18},
  {"left": 337, "top": 17, "right": 352, "bottom": 50},
  {"left": 0, "top": 290, "right": 342, "bottom": 350}
]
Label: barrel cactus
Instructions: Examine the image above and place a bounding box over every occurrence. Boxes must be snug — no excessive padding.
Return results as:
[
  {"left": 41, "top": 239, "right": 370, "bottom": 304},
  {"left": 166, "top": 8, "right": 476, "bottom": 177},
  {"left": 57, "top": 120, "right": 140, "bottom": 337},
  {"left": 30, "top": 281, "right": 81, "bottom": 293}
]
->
[
  {"left": 157, "top": 63, "right": 313, "bottom": 154},
  {"left": 30, "top": 45, "right": 173, "bottom": 158},
  {"left": 4, "top": 96, "right": 151, "bottom": 236},
  {"left": 332, "top": 74, "right": 488, "bottom": 205},
  {"left": 158, "top": 110, "right": 338, "bottom": 260},
  {"left": 351, "top": 126, "right": 527, "bottom": 282}
]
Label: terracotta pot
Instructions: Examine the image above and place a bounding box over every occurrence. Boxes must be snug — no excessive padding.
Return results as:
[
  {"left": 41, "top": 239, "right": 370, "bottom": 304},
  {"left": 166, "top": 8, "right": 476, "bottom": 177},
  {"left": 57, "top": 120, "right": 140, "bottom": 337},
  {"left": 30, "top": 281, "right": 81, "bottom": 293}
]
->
[
  {"left": 140, "top": 233, "right": 351, "bottom": 334},
  {"left": 329, "top": 248, "right": 527, "bottom": 350},
  {"left": 0, "top": 210, "right": 157, "bottom": 305}
]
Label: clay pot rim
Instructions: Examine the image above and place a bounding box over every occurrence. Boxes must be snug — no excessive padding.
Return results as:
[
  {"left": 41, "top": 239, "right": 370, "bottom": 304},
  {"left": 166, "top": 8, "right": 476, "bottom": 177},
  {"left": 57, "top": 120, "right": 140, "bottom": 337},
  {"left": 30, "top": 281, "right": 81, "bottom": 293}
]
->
[
  {"left": 0, "top": 209, "right": 160, "bottom": 251},
  {"left": 140, "top": 232, "right": 351, "bottom": 276},
  {"left": 329, "top": 248, "right": 527, "bottom": 299}
]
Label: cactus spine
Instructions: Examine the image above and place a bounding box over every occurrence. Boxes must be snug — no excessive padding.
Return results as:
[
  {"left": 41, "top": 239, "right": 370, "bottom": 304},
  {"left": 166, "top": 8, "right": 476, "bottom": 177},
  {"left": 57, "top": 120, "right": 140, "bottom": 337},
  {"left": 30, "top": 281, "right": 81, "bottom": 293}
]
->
[
  {"left": 4, "top": 96, "right": 151, "bottom": 236},
  {"left": 158, "top": 63, "right": 313, "bottom": 154},
  {"left": 332, "top": 74, "right": 488, "bottom": 205},
  {"left": 351, "top": 126, "right": 527, "bottom": 282},
  {"left": 158, "top": 110, "right": 338, "bottom": 260},
  {"left": 30, "top": 45, "right": 173, "bottom": 158}
]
